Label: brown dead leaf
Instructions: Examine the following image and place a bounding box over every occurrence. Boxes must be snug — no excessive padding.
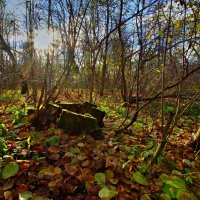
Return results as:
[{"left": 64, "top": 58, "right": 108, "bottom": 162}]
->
[
  {"left": 121, "top": 177, "right": 132, "bottom": 185},
  {"left": 4, "top": 191, "right": 12, "bottom": 200},
  {"left": 140, "top": 194, "right": 152, "bottom": 200},
  {"left": 15, "top": 175, "right": 27, "bottom": 185},
  {"left": 81, "top": 159, "right": 91, "bottom": 167},
  {"left": 64, "top": 166, "right": 77, "bottom": 176},
  {"left": 54, "top": 167, "right": 62, "bottom": 175},
  {"left": 20, "top": 161, "right": 30, "bottom": 168},
  {"left": 130, "top": 191, "right": 139, "bottom": 200},
  {"left": 130, "top": 183, "right": 140, "bottom": 191},
  {"left": 108, "top": 140, "right": 114, "bottom": 147},
  {"left": 63, "top": 183, "right": 78, "bottom": 193},
  {"left": 48, "top": 178, "right": 63, "bottom": 189},
  {"left": 85, "top": 195, "right": 99, "bottom": 200},
  {"left": 54, "top": 128, "right": 63, "bottom": 135},
  {"left": 149, "top": 184, "right": 162, "bottom": 192},
  {"left": 2, "top": 179, "right": 15, "bottom": 191},
  {"left": 175, "top": 160, "right": 183, "bottom": 170},
  {"left": 117, "top": 193, "right": 132, "bottom": 200},
  {"left": 86, "top": 184, "right": 99, "bottom": 194},
  {"left": 48, "top": 146, "right": 61, "bottom": 154},
  {"left": 105, "top": 156, "right": 112, "bottom": 168},
  {"left": 12, "top": 184, "right": 28, "bottom": 198},
  {"left": 117, "top": 184, "right": 126, "bottom": 193},
  {"left": 48, "top": 153, "right": 60, "bottom": 161},
  {"left": 18, "top": 131, "right": 29, "bottom": 140},
  {"left": 60, "top": 144, "right": 69, "bottom": 149},
  {"left": 140, "top": 187, "right": 151, "bottom": 195},
  {"left": 31, "top": 143, "right": 45, "bottom": 152},
  {"left": 77, "top": 142, "right": 85, "bottom": 147},
  {"left": 93, "top": 159, "right": 105, "bottom": 171}
]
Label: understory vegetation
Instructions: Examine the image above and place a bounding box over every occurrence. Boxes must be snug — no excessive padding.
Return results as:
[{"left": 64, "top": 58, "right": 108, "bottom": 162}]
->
[{"left": 0, "top": 91, "right": 199, "bottom": 200}]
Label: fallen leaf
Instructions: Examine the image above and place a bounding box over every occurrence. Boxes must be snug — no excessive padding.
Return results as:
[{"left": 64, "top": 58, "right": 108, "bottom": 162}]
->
[
  {"left": 2, "top": 179, "right": 15, "bottom": 190},
  {"left": 48, "top": 153, "right": 60, "bottom": 161},
  {"left": 132, "top": 171, "right": 148, "bottom": 186},
  {"left": 54, "top": 167, "right": 62, "bottom": 175},
  {"left": 4, "top": 191, "right": 12, "bottom": 200},
  {"left": 2, "top": 162, "right": 19, "bottom": 179}
]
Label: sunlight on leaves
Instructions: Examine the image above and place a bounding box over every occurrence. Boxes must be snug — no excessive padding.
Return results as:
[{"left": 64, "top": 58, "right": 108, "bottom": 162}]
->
[
  {"left": 132, "top": 171, "right": 148, "bottom": 186},
  {"left": 19, "top": 191, "right": 33, "bottom": 200},
  {"left": 98, "top": 186, "right": 118, "bottom": 199},
  {"left": 2, "top": 162, "right": 19, "bottom": 179},
  {"left": 95, "top": 172, "right": 106, "bottom": 186},
  {"left": 98, "top": 186, "right": 110, "bottom": 198}
]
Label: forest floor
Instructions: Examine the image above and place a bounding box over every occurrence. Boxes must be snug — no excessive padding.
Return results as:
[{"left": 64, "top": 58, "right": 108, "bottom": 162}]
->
[{"left": 0, "top": 90, "right": 199, "bottom": 200}]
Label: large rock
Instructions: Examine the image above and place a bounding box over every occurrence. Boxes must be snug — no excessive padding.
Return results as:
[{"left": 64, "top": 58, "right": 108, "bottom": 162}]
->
[
  {"left": 58, "top": 109, "right": 99, "bottom": 134},
  {"left": 31, "top": 102, "right": 105, "bottom": 139},
  {"left": 57, "top": 102, "right": 81, "bottom": 113},
  {"left": 58, "top": 102, "right": 105, "bottom": 127},
  {"left": 90, "top": 107, "right": 105, "bottom": 127}
]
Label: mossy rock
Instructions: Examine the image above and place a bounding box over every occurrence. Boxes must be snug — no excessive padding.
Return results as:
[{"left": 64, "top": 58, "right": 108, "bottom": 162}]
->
[
  {"left": 79, "top": 102, "right": 97, "bottom": 114},
  {"left": 57, "top": 102, "right": 105, "bottom": 127},
  {"left": 46, "top": 103, "right": 62, "bottom": 116},
  {"left": 57, "top": 102, "right": 81, "bottom": 113},
  {"left": 90, "top": 107, "right": 105, "bottom": 127},
  {"left": 58, "top": 109, "right": 99, "bottom": 134},
  {"left": 31, "top": 102, "right": 105, "bottom": 138}
]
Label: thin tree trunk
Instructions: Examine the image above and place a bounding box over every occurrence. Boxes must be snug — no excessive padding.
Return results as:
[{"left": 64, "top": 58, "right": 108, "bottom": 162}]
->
[{"left": 100, "top": 0, "right": 109, "bottom": 96}]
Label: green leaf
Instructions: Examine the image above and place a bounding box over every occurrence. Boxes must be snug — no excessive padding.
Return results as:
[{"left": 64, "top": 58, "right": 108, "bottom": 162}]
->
[
  {"left": 98, "top": 186, "right": 118, "bottom": 199},
  {"left": 64, "top": 152, "right": 75, "bottom": 157},
  {"left": 38, "top": 168, "right": 52, "bottom": 178},
  {"left": 19, "top": 191, "right": 33, "bottom": 200},
  {"left": 0, "top": 140, "right": 7, "bottom": 153},
  {"left": 2, "top": 162, "right": 19, "bottom": 179},
  {"left": 167, "top": 37, "right": 172, "bottom": 43},
  {"left": 160, "top": 193, "right": 171, "bottom": 200},
  {"left": 176, "top": 191, "right": 197, "bottom": 200},
  {"left": 174, "top": 20, "right": 181, "bottom": 29},
  {"left": 132, "top": 171, "right": 148, "bottom": 186},
  {"left": 172, "top": 170, "right": 182, "bottom": 176},
  {"left": 146, "top": 32, "right": 151, "bottom": 39},
  {"left": 165, "top": 178, "right": 186, "bottom": 190},
  {"left": 155, "top": 69, "right": 161, "bottom": 73},
  {"left": 46, "top": 136, "right": 60, "bottom": 146},
  {"left": 197, "top": 23, "right": 200, "bottom": 31},
  {"left": 159, "top": 174, "right": 170, "bottom": 182},
  {"left": 158, "top": 29, "right": 164, "bottom": 36},
  {"left": 105, "top": 169, "right": 114, "bottom": 180},
  {"left": 108, "top": 187, "right": 118, "bottom": 198},
  {"left": 98, "top": 187, "right": 110, "bottom": 198},
  {"left": 95, "top": 172, "right": 106, "bottom": 186},
  {"left": 70, "top": 147, "right": 80, "bottom": 154},
  {"left": 27, "top": 136, "right": 31, "bottom": 149},
  {"left": 182, "top": 159, "right": 191, "bottom": 166}
]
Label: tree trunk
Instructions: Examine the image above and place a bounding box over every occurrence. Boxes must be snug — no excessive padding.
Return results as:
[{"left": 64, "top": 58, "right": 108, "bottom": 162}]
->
[{"left": 100, "top": 0, "right": 109, "bottom": 96}]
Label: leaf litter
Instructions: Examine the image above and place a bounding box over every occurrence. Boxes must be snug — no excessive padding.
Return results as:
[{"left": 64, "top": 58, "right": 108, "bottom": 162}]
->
[{"left": 0, "top": 101, "right": 199, "bottom": 200}]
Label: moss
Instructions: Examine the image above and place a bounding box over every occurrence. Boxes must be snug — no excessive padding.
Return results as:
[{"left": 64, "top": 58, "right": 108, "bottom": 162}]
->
[
  {"left": 57, "top": 102, "right": 81, "bottom": 113},
  {"left": 58, "top": 109, "right": 98, "bottom": 134}
]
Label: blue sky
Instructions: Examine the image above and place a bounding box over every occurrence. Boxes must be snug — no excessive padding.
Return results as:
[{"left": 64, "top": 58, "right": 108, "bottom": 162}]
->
[{"left": 6, "top": 0, "right": 53, "bottom": 49}]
